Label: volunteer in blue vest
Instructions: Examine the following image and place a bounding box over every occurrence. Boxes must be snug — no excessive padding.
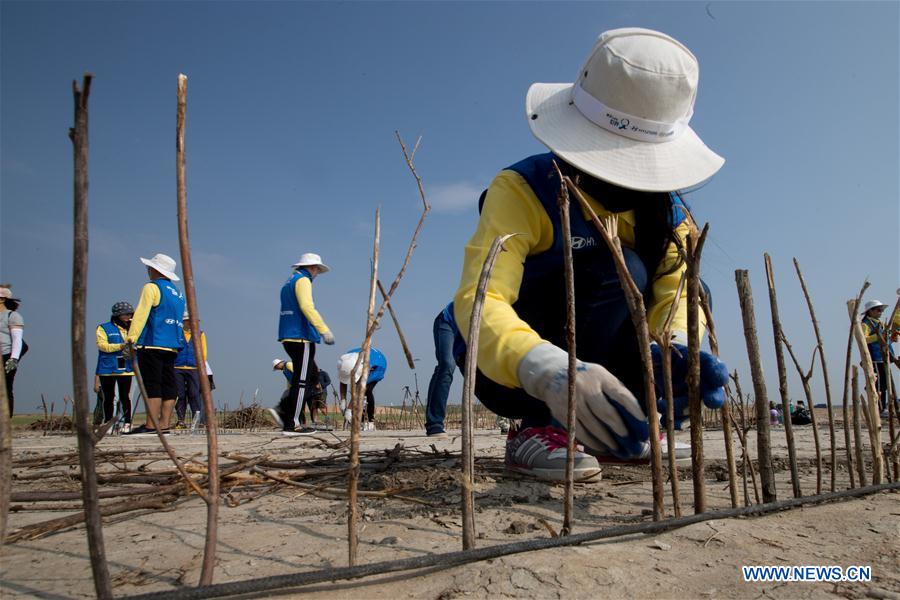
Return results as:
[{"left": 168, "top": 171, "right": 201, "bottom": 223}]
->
[
  {"left": 452, "top": 28, "right": 729, "bottom": 482},
  {"left": 94, "top": 301, "right": 135, "bottom": 431},
  {"left": 338, "top": 347, "right": 387, "bottom": 431},
  {"left": 424, "top": 302, "right": 466, "bottom": 438},
  {"left": 271, "top": 253, "right": 335, "bottom": 436},
  {"left": 174, "top": 309, "right": 208, "bottom": 428},
  {"left": 861, "top": 300, "right": 897, "bottom": 416},
  {"left": 124, "top": 253, "right": 186, "bottom": 436}
]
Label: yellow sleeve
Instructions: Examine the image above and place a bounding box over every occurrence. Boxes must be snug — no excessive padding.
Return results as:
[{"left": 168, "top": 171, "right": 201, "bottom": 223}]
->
[
  {"left": 647, "top": 221, "right": 706, "bottom": 340},
  {"left": 862, "top": 320, "right": 879, "bottom": 344},
  {"left": 453, "top": 170, "right": 554, "bottom": 388},
  {"left": 200, "top": 332, "right": 208, "bottom": 362},
  {"left": 126, "top": 283, "right": 161, "bottom": 344},
  {"left": 295, "top": 277, "right": 330, "bottom": 335},
  {"left": 96, "top": 325, "right": 124, "bottom": 353}
]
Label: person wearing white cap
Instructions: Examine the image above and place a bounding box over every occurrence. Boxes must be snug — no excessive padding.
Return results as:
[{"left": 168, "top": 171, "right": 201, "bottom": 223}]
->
[
  {"left": 124, "top": 253, "right": 186, "bottom": 435},
  {"left": 174, "top": 309, "right": 208, "bottom": 428},
  {"left": 0, "top": 285, "right": 25, "bottom": 415},
  {"left": 337, "top": 347, "right": 387, "bottom": 431},
  {"left": 860, "top": 300, "right": 897, "bottom": 415},
  {"left": 273, "top": 253, "right": 335, "bottom": 435},
  {"left": 452, "top": 28, "right": 729, "bottom": 482}
]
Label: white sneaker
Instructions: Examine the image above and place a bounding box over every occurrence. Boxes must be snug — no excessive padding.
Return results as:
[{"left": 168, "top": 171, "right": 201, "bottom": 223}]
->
[
  {"left": 505, "top": 426, "right": 601, "bottom": 482},
  {"left": 120, "top": 423, "right": 132, "bottom": 434}
]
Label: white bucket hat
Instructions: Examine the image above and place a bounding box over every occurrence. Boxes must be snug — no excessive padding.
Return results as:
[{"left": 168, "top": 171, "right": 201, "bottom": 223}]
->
[
  {"left": 291, "top": 252, "right": 330, "bottom": 273},
  {"left": 272, "top": 358, "right": 286, "bottom": 370},
  {"left": 861, "top": 300, "right": 888, "bottom": 314},
  {"left": 140, "top": 253, "right": 180, "bottom": 281},
  {"left": 526, "top": 27, "right": 724, "bottom": 192},
  {"left": 337, "top": 352, "right": 363, "bottom": 385}
]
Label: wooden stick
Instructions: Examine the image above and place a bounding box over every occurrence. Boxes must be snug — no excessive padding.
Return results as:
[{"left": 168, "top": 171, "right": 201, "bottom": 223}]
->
[
  {"left": 348, "top": 207, "right": 380, "bottom": 567},
  {"left": 67, "top": 73, "right": 112, "bottom": 599},
  {"left": 686, "top": 227, "right": 709, "bottom": 514},
  {"left": 462, "top": 234, "right": 516, "bottom": 548},
  {"left": 847, "top": 300, "right": 884, "bottom": 483},
  {"left": 698, "top": 289, "right": 738, "bottom": 509},
  {"left": 377, "top": 280, "right": 415, "bottom": 370},
  {"left": 176, "top": 74, "right": 219, "bottom": 586},
  {"left": 763, "top": 254, "right": 801, "bottom": 497},
  {"left": 841, "top": 283, "right": 869, "bottom": 488},
  {"left": 781, "top": 334, "right": 824, "bottom": 494},
  {"left": 851, "top": 367, "right": 868, "bottom": 487},
  {"left": 0, "top": 358, "right": 10, "bottom": 544},
  {"left": 793, "top": 258, "right": 838, "bottom": 492},
  {"left": 878, "top": 296, "right": 899, "bottom": 481},
  {"left": 735, "top": 270, "right": 777, "bottom": 502},
  {"left": 565, "top": 178, "right": 664, "bottom": 520},
  {"left": 730, "top": 372, "right": 760, "bottom": 505},
  {"left": 554, "top": 166, "right": 577, "bottom": 535}
]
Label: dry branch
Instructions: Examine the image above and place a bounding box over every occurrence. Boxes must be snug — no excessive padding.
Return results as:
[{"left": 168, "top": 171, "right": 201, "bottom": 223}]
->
[
  {"left": 847, "top": 300, "right": 884, "bottom": 483},
  {"left": 686, "top": 227, "right": 709, "bottom": 513},
  {"left": 841, "top": 282, "right": 869, "bottom": 488},
  {"left": 781, "top": 334, "right": 823, "bottom": 493},
  {"left": 377, "top": 280, "right": 415, "bottom": 369},
  {"left": 0, "top": 362, "right": 10, "bottom": 544},
  {"left": 852, "top": 367, "right": 868, "bottom": 487}
]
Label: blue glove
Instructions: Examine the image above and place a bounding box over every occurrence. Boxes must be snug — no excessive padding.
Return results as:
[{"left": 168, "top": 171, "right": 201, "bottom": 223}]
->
[{"left": 651, "top": 343, "right": 728, "bottom": 430}]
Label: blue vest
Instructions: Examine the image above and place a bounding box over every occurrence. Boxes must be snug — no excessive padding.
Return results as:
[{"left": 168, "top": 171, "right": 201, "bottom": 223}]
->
[
  {"left": 863, "top": 317, "right": 887, "bottom": 362},
  {"left": 175, "top": 331, "right": 200, "bottom": 368},
  {"left": 278, "top": 269, "right": 322, "bottom": 343},
  {"left": 348, "top": 346, "right": 387, "bottom": 383},
  {"left": 137, "top": 280, "right": 186, "bottom": 350},
  {"left": 282, "top": 364, "right": 293, "bottom": 385},
  {"left": 96, "top": 321, "right": 133, "bottom": 375}
]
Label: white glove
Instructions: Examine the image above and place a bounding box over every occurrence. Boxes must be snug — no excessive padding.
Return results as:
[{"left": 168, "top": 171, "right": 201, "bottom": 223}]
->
[
  {"left": 517, "top": 343, "right": 649, "bottom": 458},
  {"left": 321, "top": 331, "right": 335, "bottom": 345}
]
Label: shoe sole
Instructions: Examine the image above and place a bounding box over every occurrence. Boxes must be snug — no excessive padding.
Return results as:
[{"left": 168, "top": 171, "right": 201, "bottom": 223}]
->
[
  {"left": 280, "top": 429, "right": 317, "bottom": 437},
  {"left": 506, "top": 464, "right": 602, "bottom": 483}
]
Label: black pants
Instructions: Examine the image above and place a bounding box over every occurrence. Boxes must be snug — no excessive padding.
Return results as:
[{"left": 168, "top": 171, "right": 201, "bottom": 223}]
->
[
  {"left": 3, "top": 353, "right": 15, "bottom": 415},
  {"left": 100, "top": 375, "right": 133, "bottom": 423},
  {"left": 136, "top": 349, "right": 178, "bottom": 400},
  {"left": 365, "top": 381, "right": 377, "bottom": 422},
  {"left": 175, "top": 369, "right": 201, "bottom": 421},
  {"left": 278, "top": 341, "right": 318, "bottom": 430}
]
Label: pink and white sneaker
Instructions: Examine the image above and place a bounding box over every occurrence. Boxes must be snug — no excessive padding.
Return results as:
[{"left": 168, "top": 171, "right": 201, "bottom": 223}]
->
[{"left": 505, "top": 426, "right": 601, "bottom": 482}]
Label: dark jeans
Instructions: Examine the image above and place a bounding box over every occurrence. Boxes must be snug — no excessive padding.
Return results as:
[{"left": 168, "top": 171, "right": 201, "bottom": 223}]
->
[
  {"left": 425, "top": 312, "right": 457, "bottom": 434},
  {"left": 3, "top": 353, "right": 15, "bottom": 415},
  {"left": 175, "top": 369, "right": 201, "bottom": 421},
  {"left": 100, "top": 375, "right": 133, "bottom": 423},
  {"left": 459, "top": 247, "right": 649, "bottom": 429},
  {"left": 278, "top": 341, "right": 317, "bottom": 430}
]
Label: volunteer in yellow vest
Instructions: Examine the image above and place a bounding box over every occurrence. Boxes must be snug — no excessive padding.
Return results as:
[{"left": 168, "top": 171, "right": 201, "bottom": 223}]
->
[
  {"left": 94, "top": 301, "right": 135, "bottom": 431},
  {"left": 174, "top": 309, "right": 208, "bottom": 428},
  {"left": 124, "top": 253, "right": 186, "bottom": 436},
  {"left": 270, "top": 253, "right": 335, "bottom": 436},
  {"left": 860, "top": 300, "right": 898, "bottom": 416},
  {"left": 453, "top": 28, "right": 729, "bottom": 482}
]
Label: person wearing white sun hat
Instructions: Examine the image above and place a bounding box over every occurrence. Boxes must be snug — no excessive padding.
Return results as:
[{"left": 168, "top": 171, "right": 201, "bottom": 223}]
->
[
  {"left": 452, "top": 28, "right": 729, "bottom": 482},
  {"left": 860, "top": 299, "right": 897, "bottom": 415},
  {"left": 124, "top": 253, "right": 186, "bottom": 436},
  {"left": 273, "top": 252, "right": 335, "bottom": 436}
]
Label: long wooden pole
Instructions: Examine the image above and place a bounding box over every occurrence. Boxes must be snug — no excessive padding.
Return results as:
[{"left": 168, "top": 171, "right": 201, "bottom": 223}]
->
[
  {"left": 555, "top": 171, "right": 578, "bottom": 536},
  {"left": 686, "top": 229, "right": 708, "bottom": 513},
  {"left": 847, "top": 301, "right": 884, "bottom": 484},
  {"left": 851, "top": 367, "right": 867, "bottom": 487},
  {"left": 68, "top": 73, "right": 112, "bottom": 599},
  {"left": 0, "top": 353, "right": 11, "bottom": 544},
  {"left": 781, "top": 335, "right": 824, "bottom": 493},
  {"left": 793, "top": 258, "right": 837, "bottom": 491},
  {"left": 840, "top": 284, "right": 869, "bottom": 488},
  {"left": 735, "top": 270, "right": 777, "bottom": 503},
  {"left": 763, "top": 254, "right": 801, "bottom": 497},
  {"left": 461, "top": 234, "right": 516, "bottom": 548},
  {"left": 377, "top": 280, "right": 415, "bottom": 370},
  {"left": 175, "top": 74, "right": 219, "bottom": 586}
]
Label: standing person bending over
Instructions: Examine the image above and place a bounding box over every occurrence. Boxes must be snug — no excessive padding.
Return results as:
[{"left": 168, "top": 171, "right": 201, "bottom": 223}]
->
[
  {"left": 124, "top": 253, "right": 186, "bottom": 436},
  {"left": 174, "top": 309, "right": 207, "bottom": 428},
  {"left": 861, "top": 300, "right": 897, "bottom": 416},
  {"left": 453, "top": 28, "right": 729, "bottom": 482},
  {"left": 424, "top": 302, "right": 466, "bottom": 438},
  {"left": 94, "top": 301, "right": 135, "bottom": 431},
  {"left": 0, "top": 286, "right": 25, "bottom": 415},
  {"left": 338, "top": 347, "right": 387, "bottom": 431},
  {"left": 272, "top": 253, "right": 334, "bottom": 436}
]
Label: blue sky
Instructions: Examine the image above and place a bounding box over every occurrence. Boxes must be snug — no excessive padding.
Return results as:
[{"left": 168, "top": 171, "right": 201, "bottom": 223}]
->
[{"left": 1, "top": 1, "right": 897, "bottom": 416}]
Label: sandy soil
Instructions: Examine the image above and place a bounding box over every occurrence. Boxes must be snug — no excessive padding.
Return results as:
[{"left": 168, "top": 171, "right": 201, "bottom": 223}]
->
[{"left": 1, "top": 421, "right": 898, "bottom": 599}]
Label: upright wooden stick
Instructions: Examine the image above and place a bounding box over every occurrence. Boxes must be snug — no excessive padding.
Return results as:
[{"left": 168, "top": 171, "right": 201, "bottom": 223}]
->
[
  {"left": 377, "top": 280, "right": 415, "bottom": 370},
  {"left": 68, "top": 73, "right": 112, "bottom": 599},
  {"left": 699, "top": 290, "right": 739, "bottom": 509},
  {"left": 793, "top": 258, "right": 837, "bottom": 492},
  {"left": 686, "top": 228, "right": 709, "bottom": 514},
  {"left": 851, "top": 367, "right": 868, "bottom": 487},
  {"left": 565, "top": 178, "right": 664, "bottom": 520},
  {"left": 840, "top": 283, "right": 869, "bottom": 488},
  {"left": 763, "top": 254, "right": 801, "bottom": 497},
  {"left": 461, "top": 234, "right": 516, "bottom": 549},
  {"left": 0, "top": 356, "right": 11, "bottom": 544},
  {"left": 175, "top": 74, "right": 219, "bottom": 586},
  {"left": 348, "top": 207, "right": 380, "bottom": 566},
  {"left": 847, "top": 301, "right": 884, "bottom": 484},
  {"left": 781, "top": 335, "right": 823, "bottom": 493},
  {"left": 554, "top": 168, "right": 578, "bottom": 536},
  {"left": 735, "top": 270, "right": 777, "bottom": 503}
]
